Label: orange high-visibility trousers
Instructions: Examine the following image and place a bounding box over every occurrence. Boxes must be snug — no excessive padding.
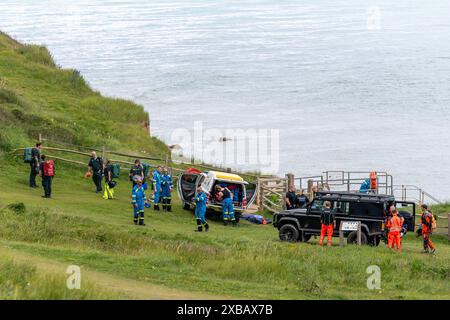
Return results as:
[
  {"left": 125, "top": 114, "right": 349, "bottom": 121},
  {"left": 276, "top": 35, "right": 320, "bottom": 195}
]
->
[
  {"left": 422, "top": 231, "right": 435, "bottom": 251},
  {"left": 388, "top": 231, "right": 401, "bottom": 252},
  {"left": 319, "top": 224, "right": 334, "bottom": 246}
]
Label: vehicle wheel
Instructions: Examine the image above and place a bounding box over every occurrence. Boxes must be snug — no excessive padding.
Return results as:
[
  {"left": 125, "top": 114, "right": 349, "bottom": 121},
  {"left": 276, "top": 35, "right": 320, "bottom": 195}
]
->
[
  {"left": 183, "top": 202, "right": 190, "bottom": 210},
  {"left": 299, "top": 231, "right": 311, "bottom": 243},
  {"left": 370, "top": 235, "right": 381, "bottom": 247},
  {"left": 347, "top": 231, "right": 368, "bottom": 245},
  {"left": 279, "top": 224, "right": 299, "bottom": 242}
]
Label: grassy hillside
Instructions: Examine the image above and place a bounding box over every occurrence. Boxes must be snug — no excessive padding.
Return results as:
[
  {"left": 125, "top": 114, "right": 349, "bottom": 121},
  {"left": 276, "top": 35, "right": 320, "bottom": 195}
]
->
[
  {"left": 0, "top": 32, "right": 449, "bottom": 300},
  {"left": 0, "top": 31, "right": 168, "bottom": 157}
]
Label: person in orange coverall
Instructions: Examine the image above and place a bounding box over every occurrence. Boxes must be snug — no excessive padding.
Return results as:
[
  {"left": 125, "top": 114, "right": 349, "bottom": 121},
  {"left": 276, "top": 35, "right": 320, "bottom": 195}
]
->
[
  {"left": 319, "top": 201, "right": 336, "bottom": 246},
  {"left": 386, "top": 207, "right": 404, "bottom": 252},
  {"left": 420, "top": 204, "right": 436, "bottom": 254}
]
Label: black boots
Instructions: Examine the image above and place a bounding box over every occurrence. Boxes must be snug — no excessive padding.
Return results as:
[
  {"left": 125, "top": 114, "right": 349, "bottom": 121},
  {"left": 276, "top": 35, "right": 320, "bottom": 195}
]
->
[
  {"left": 195, "top": 220, "right": 209, "bottom": 232},
  {"left": 154, "top": 204, "right": 160, "bottom": 211}
]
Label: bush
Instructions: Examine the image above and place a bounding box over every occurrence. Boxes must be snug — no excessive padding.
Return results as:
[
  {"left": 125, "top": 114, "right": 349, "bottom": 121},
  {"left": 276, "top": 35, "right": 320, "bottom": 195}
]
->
[{"left": 7, "top": 202, "right": 26, "bottom": 214}]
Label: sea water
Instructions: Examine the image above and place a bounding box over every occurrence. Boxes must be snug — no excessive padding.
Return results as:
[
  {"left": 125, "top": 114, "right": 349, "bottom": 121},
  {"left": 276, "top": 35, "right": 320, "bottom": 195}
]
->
[{"left": 0, "top": 0, "right": 449, "bottom": 200}]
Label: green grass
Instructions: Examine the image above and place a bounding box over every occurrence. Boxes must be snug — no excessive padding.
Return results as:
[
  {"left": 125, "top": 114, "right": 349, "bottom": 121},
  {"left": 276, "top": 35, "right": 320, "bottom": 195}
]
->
[
  {"left": 0, "top": 157, "right": 448, "bottom": 300},
  {"left": 0, "top": 31, "right": 449, "bottom": 300}
]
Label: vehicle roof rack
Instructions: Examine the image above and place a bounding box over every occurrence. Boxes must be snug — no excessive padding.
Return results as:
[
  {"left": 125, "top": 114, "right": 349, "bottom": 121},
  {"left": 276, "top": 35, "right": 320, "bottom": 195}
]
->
[{"left": 315, "top": 191, "right": 394, "bottom": 203}]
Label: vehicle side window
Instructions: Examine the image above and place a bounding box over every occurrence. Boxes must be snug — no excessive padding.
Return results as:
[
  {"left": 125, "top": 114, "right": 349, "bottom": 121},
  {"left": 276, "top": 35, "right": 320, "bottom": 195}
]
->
[
  {"left": 333, "top": 201, "right": 349, "bottom": 215},
  {"left": 310, "top": 200, "right": 323, "bottom": 211}
]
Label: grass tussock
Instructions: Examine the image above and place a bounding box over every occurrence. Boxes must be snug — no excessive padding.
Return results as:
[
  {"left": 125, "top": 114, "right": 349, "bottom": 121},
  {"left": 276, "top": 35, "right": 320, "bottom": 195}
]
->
[{"left": 18, "top": 44, "right": 56, "bottom": 68}]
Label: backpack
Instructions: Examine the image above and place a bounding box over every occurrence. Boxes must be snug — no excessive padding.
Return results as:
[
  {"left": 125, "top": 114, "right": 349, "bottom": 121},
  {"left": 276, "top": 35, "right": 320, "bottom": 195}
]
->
[
  {"left": 431, "top": 213, "right": 437, "bottom": 230},
  {"left": 23, "top": 148, "right": 33, "bottom": 163},
  {"left": 43, "top": 160, "right": 55, "bottom": 177},
  {"left": 110, "top": 163, "right": 120, "bottom": 178}
]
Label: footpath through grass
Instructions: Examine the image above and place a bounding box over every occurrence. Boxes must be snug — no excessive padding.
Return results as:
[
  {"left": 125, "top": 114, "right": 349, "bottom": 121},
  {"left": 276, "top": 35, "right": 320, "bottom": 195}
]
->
[{"left": 0, "top": 157, "right": 449, "bottom": 300}]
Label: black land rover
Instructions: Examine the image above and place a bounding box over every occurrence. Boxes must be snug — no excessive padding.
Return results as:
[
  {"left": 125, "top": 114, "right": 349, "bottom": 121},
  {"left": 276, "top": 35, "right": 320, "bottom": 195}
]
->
[{"left": 273, "top": 191, "right": 415, "bottom": 246}]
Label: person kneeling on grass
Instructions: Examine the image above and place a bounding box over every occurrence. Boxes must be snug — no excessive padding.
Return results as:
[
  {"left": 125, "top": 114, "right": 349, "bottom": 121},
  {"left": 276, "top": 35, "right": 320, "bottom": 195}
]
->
[
  {"left": 39, "top": 154, "right": 55, "bottom": 199},
  {"left": 319, "top": 201, "right": 336, "bottom": 246},
  {"left": 131, "top": 176, "right": 146, "bottom": 226},
  {"left": 194, "top": 186, "right": 209, "bottom": 232}
]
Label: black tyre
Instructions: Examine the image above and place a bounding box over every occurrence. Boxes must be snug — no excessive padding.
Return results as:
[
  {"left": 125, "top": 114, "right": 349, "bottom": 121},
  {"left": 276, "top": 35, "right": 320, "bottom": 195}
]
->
[
  {"left": 299, "top": 231, "right": 311, "bottom": 243},
  {"left": 370, "top": 235, "right": 381, "bottom": 247},
  {"left": 347, "top": 231, "right": 368, "bottom": 245},
  {"left": 279, "top": 224, "right": 299, "bottom": 242},
  {"left": 183, "top": 202, "right": 190, "bottom": 210}
]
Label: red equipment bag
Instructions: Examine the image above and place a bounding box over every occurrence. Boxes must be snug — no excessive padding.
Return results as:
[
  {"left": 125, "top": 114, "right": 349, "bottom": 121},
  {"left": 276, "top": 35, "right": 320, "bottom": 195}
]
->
[{"left": 43, "top": 160, "right": 55, "bottom": 177}]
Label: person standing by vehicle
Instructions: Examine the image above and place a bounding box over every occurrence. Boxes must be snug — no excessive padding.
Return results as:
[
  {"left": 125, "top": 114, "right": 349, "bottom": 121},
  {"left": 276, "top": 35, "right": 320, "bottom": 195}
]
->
[
  {"left": 39, "top": 154, "right": 55, "bottom": 198},
  {"left": 152, "top": 165, "right": 163, "bottom": 211},
  {"left": 131, "top": 176, "right": 146, "bottom": 226},
  {"left": 216, "top": 185, "right": 236, "bottom": 226},
  {"left": 319, "top": 201, "right": 336, "bottom": 246},
  {"left": 194, "top": 186, "right": 209, "bottom": 232},
  {"left": 129, "top": 159, "right": 144, "bottom": 187},
  {"left": 386, "top": 208, "right": 404, "bottom": 252},
  {"left": 285, "top": 186, "right": 297, "bottom": 210},
  {"left": 420, "top": 204, "right": 436, "bottom": 254},
  {"left": 161, "top": 167, "right": 174, "bottom": 212},
  {"left": 102, "top": 160, "right": 114, "bottom": 200},
  {"left": 30, "top": 143, "right": 43, "bottom": 188},
  {"left": 88, "top": 151, "right": 104, "bottom": 193},
  {"left": 296, "top": 189, "right": 310, "bottom": 208}
]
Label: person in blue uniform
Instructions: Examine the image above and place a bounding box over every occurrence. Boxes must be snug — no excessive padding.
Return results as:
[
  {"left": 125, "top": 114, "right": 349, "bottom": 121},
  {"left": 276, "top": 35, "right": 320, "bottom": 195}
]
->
[
  {"left": 152, "top": 165, "right": 163, "bottom": 211},
  {"left": 216, "top": 185, "right": 236, "bottom": 226},
  {"left": 131, "top": 176, "right": 146, "bottom": 226},
  {"left": 161, "top": 167, "right": 174, "bottom": 212},
  {"left": 194, "top": 186, "right": 209, "bottom": 232}
]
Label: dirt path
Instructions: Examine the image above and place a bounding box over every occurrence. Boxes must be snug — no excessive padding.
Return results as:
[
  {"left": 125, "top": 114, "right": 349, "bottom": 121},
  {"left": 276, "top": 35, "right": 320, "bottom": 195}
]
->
[{"left": 0, "top": 245, "right": 229, "bottom": 300}]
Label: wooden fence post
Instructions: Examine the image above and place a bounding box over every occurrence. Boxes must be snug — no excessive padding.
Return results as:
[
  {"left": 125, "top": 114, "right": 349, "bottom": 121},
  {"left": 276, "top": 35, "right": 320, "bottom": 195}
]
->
[
  {"left": 448, "top": 213, "right": 450, "bottom": 241},
  {"left": 307, "top": 179, "right": 314, "bottom": 200},
  {"left": 38, "top": 133, "right": 42, "bottom": 143},
  {"left": 286, "top": 173, "right": 294, "bottom": 190}
]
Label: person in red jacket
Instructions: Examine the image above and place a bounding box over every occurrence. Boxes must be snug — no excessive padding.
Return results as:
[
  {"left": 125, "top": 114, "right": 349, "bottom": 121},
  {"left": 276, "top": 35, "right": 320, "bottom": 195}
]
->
[
  {"left": 386, "top": 208, "right": 404, "bottom": 252},
  {"left": 319, "top": 201, "right": 336, "bottom": 246}
]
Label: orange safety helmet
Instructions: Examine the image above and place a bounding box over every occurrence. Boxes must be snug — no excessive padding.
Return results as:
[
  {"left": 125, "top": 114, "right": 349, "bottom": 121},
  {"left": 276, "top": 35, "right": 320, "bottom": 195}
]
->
[{"left": 370, "top": 171, "right": 378, "bottom": 190}]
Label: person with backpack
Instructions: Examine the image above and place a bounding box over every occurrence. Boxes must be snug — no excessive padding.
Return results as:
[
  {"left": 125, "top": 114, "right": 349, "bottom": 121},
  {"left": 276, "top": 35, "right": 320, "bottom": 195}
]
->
[
  {"left": 29, "top": 142, "right": 43, "bottom": 188},
  {"left": 102, "top": 160, "right": 115, "bottom": 200},
  {"left": 39, "top": 154, "right": 55, "bottom": 198},
  {"left": 319, "top": 201, "right": 336, "bottom": 246},
  {"left": 194, "top": 186, "right": 209, "bottom": 232},
  {"left": 420, "top": 204, "right": 436, "bottom": 254},
  {"left": 161, "top": 167, "right": 174, "bottom": 212},
  {"left": 88, "top": 151, "right": 104, "bottom": 193}
]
